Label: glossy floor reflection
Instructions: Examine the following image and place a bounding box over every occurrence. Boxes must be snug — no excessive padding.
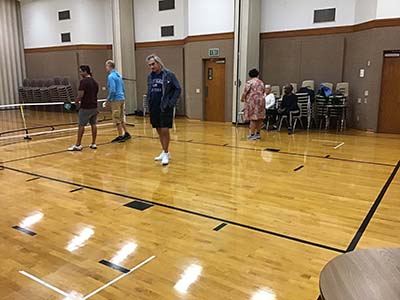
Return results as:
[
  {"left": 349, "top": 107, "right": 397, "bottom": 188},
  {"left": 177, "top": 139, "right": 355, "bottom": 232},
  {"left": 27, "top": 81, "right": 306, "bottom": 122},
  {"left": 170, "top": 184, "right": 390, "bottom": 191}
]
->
[{"left": 0, "top": 112, "right": 399, "bottom": 299}]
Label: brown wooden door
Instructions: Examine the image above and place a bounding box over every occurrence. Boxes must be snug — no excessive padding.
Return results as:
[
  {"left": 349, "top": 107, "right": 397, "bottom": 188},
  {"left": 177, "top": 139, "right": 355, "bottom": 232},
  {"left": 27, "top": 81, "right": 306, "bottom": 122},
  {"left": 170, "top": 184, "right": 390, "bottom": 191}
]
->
[
  {"left": 378, "top": 55, "right": 400, "bottom": 133},
  {"left": 204, "top": 59, "right": 226, "bottom": 122}
]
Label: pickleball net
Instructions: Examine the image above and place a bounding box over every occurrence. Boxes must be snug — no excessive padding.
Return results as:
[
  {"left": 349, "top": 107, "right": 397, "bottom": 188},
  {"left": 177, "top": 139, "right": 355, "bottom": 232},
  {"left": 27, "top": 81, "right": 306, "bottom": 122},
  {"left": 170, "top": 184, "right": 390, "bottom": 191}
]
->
[{"left": 0, "top": 99, "right": 112, "bottom": 146}]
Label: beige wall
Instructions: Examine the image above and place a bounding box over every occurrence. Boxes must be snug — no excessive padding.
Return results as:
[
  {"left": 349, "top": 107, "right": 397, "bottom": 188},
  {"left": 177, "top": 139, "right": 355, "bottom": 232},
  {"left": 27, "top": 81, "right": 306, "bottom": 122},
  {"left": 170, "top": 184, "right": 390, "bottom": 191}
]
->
[
  {"left": 135, "top": 38, "right": 234, "bottom": 120},
  {"left": 184, "top": 39, "right": 234, "bottom": 120},
  {"left": 135, "top": 46, "right": 185, "bottom": 115},
  {"left": 261, "top": 35, "right": 345, "bottom": 89},
  {"left": 261, "top": 26, "right": 400, "bottom": 131},
  {"left": 25, "top": 48, "right": 112, "bottom": 99},
  {"left": 77, "top": 49, "right": 112, "bottom": 99},
  {"left": 344, "top": 26, "right": 400, "bottom": 131}
]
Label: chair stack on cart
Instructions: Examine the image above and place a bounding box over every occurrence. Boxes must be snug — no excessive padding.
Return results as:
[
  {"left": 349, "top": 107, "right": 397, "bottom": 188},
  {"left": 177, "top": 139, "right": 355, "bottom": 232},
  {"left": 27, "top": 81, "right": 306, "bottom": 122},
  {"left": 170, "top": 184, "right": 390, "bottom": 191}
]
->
[{"left": 18, "top": 77, "right": 75, "bottom": 104}]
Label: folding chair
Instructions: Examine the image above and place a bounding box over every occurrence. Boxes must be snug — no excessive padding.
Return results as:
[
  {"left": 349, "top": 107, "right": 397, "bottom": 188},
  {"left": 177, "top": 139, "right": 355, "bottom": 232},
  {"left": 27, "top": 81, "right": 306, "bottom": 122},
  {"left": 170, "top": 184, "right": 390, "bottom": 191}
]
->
[
  {"left": 321, "top": 82, "right": 334, "bottom": 91},
  {"left": 302, "top": 80, "right": 315, "bottom": 91},
  {"left": 236, "top": 110, "right": 245, "bottom": 127},
  {"left": 296, "top": 93, "right": 311, "bottom": 129},
  {"left": 278, "top": 108, "right": 302, "bottom": 132},
  {"left": 270, "top": 86, "right": 281, "bottom": 98},
  {"left": 336, "top": 82, "right": 349, "bottom": 97}
]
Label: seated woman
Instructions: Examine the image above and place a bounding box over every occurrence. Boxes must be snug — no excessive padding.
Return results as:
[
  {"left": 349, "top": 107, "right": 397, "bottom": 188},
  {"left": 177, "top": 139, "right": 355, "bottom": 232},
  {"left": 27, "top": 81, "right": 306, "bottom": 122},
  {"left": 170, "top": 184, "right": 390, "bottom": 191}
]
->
[
  {"left": 278, "top": 84, "right": 299, "bottom": 135},
  {"left": 264, "top": 85, "right": 277, "bottom": 130}
]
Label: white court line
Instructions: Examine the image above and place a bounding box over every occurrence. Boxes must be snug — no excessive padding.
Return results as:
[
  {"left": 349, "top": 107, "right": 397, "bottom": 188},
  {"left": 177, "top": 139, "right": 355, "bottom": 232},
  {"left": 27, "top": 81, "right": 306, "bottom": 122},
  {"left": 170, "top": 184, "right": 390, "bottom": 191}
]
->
[
  {"left": 334, "top": 142, "right": 345, "bottom": 149},
  {"left": 83, "top": 255, "right": 156, "bottom": 299},
  {"left": 0, "top": 123, "right": 114, "bottom": 141},
  {"left": 0, "top": 99, "right": 107, "bottom": 109},
  {"left": 19, "top": 255, "right": 156, "bottom": 300},
  {"left": 19, "top": 270, "right": 70, "bottom": 298}
]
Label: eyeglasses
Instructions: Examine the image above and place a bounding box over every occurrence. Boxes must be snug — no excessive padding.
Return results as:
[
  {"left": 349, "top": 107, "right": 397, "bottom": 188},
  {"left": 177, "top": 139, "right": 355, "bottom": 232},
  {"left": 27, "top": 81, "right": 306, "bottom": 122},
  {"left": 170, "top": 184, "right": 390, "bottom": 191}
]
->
[{"left": 148, "top": 62, "right": 156, "bottom": 67}]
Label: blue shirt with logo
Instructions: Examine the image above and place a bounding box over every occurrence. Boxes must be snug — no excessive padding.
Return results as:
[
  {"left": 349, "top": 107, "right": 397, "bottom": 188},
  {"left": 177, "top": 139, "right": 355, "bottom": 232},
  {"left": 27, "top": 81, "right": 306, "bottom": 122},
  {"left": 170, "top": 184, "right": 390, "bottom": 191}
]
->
[{"left": 149, "top": 71, "right": 163, "bottom": 108}]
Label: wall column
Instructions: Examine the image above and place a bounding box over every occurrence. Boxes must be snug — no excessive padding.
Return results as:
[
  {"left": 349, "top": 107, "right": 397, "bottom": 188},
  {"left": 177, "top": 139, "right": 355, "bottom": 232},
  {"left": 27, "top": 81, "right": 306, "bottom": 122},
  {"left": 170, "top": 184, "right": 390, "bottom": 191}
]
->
[
  {"left": 232, "top": 0, "right": 261, "bottom": 122},
  {"left": 111, "top": 0, "right": 137, "bottom": 114}
]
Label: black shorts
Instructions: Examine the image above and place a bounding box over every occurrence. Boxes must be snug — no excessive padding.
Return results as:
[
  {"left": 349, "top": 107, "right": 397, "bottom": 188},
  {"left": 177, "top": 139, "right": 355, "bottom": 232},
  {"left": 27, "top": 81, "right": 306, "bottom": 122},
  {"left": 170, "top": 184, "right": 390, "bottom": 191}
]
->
[{"left": 150, "top": 106, "right": 174, "bottom": 129}]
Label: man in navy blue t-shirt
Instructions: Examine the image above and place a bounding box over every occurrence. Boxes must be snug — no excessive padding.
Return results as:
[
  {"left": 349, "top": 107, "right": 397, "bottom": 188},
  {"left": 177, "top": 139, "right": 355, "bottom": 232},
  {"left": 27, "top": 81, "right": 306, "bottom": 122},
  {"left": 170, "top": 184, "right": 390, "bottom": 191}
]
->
[{"left": 150, "top": 73, "right": 163, "bottom": 108}]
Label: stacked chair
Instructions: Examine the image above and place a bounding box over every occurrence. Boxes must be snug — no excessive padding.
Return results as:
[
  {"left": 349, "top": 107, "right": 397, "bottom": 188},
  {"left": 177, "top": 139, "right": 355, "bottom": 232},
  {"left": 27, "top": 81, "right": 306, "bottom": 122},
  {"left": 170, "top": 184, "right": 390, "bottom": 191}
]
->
[
  {"left": 269, "top": 80, "right": 349, "bottom": 131},
  {"left": 18, "top": 77, "right": 75, "bottom": 104},
  {"left": 32, "top": 80, "right": 42, "bottom": 103},
  {"left": 316, "top": 95, "right": 328, "bottom": 129},
  {"left": 57, "top": 86, "right": 71, "bottom": 104},
  {"left": 18, "top": 87, "right": 28, "bottom": 103}
]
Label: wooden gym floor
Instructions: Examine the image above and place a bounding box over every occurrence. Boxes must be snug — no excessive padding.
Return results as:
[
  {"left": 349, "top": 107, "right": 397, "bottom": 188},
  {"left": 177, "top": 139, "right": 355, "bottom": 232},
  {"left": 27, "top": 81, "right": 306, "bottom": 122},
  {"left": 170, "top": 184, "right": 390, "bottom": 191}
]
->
[{"left": 0, "top": 110, "right": 399, "bottom": 300}]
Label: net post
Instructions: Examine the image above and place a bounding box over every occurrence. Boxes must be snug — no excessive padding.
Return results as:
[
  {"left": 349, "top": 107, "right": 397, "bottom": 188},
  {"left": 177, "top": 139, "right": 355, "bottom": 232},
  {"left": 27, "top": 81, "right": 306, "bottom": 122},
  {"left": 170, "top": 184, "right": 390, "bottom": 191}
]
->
[{"left": 19, "top": 104, "right": 32, "bottom": 140}]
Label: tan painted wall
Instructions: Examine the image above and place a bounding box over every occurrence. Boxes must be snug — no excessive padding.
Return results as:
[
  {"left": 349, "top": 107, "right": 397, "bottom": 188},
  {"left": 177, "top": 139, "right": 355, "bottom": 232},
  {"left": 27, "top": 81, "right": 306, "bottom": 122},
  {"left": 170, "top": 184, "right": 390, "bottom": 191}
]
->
[
  {"left": 184, "top": 39, "right": 234, "bottom": 121},
  {"left": 25, "top": 49, "right": 112, "bottom": 99},
  {"left": 343, "top": 26, "right": 400, "bottom": 131},
  {"left": 77, "top": 49, "right": 113, "bottom": 99},
  {"left": 261, "top": 35, "right": 345, "bottom": 89},
  {"left": 135, "top": 46, "right": 185, "bottom": 115},
  {"left": 261, "top": 26, "right": 400, "bottom": 131}
]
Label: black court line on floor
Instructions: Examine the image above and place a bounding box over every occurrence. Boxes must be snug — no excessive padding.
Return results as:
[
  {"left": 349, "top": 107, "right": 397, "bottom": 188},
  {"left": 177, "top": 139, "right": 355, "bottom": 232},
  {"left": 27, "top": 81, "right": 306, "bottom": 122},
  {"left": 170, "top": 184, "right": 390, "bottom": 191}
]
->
[
  {"left": 0, "top": 139, "right": 32, "bottom": 148},
  {"left": 324, "top": 155, "right": 331, "bottom": 158},
  {"left": 265, "top": 148, "right": 280, "bottom": 152},
  {"left": 294, "top": 165, "right": 304, "bottom": 172},
  {"left": 346, "top": 160, "right": 400, "bottom": 252},
  {"left": 135, "top": 135, "right": 395, "bottom": 167},
  {"left": 266, "top": 149, "right": 394, "bottom": 167},
  {"left": 26, "top": 177, "right": 40, "bottom": 182},
  {"left": 99, "top": 260, "right": 130, "bottom": 274},
  {"left": 1, "top": 165, "right": 345, "bottom": 253},
  {"left": 70, "top": 187, "right": 84, "bottom": 193},
  {"left": 213, "top": 223, "right": 228, "bottom": 231},
  {"left": 1, "top": 141, "right": 114, "bottom": 164},
  {"left": 0, "top": 133, "right": 394, "bottom": 168},
  {"left": 12, "top": 225, "right": 37, "bottom": 236},
  {"left": 0, "top": 117, "right": 114, "bottom": 137}
]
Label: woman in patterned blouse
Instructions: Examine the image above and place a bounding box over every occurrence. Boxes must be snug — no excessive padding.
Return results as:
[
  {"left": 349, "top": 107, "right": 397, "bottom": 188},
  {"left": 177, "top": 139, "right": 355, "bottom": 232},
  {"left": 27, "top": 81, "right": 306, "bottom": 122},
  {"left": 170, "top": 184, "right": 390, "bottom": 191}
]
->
[{"left": 241, "top": 69, "right": 266, "bottom": 140}]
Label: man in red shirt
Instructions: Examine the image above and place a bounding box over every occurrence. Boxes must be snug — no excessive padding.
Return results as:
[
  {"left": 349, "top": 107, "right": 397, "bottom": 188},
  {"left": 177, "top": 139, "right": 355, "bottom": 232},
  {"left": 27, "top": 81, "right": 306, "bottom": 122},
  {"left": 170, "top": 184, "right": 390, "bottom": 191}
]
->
[{"left": 68, "top": 65, "right": 99, "bottom": 151}]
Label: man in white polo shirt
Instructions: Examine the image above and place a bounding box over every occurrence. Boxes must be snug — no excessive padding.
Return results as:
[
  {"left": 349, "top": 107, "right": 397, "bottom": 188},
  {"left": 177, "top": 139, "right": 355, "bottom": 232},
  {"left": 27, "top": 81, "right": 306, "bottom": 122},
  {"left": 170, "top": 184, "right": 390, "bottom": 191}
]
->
[{"left": 264, "top": 85, "right": 277, "bottom": 130}]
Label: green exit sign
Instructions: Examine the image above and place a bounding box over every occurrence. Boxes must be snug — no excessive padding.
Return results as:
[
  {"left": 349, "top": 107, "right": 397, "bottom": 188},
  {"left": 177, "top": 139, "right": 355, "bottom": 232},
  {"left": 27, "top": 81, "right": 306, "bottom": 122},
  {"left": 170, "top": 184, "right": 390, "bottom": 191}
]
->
[{"left": 208, "top": 48, "right": 220, "bottom": 57}]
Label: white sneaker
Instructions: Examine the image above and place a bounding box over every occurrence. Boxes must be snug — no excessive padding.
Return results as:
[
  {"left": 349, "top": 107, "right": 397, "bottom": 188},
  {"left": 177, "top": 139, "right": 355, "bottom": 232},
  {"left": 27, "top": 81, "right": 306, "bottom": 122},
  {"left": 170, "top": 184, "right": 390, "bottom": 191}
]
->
[
  {"left": 68, "top": 145, "right": 83, "bottom": 151},
  {"left": 154, "top": 151, "right": 165, "bottom": 161},
  {"left": 89, "top": 144, "right": 97, "bottom": 149},
  {"left": 162, "top": 153, "right": 170, "bottom": 166},
  {"left": 154, "top": 151, "right": 171, "bottom": 161}
]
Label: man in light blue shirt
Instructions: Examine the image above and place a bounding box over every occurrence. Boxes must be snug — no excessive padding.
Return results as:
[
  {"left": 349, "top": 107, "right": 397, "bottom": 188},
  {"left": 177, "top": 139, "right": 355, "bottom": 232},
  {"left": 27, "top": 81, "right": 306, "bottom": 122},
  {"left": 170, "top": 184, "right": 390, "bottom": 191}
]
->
[{"left": 105, "top": 60, "right": 131, "bottom": 143}]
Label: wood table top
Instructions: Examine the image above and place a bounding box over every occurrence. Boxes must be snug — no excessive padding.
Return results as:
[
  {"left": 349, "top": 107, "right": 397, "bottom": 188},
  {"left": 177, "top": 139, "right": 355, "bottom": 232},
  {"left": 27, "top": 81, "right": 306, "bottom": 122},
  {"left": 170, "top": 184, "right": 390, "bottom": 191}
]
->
[{"left": 320, "top": 248, "right": 400, "bottom": 300}]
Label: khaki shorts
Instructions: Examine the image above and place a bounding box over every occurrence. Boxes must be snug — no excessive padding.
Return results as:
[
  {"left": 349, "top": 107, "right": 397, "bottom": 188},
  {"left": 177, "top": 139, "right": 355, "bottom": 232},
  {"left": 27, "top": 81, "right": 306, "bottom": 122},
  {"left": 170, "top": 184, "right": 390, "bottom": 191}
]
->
[{"left": 110, "top": 101, "right": 126, "bottom": 125}]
